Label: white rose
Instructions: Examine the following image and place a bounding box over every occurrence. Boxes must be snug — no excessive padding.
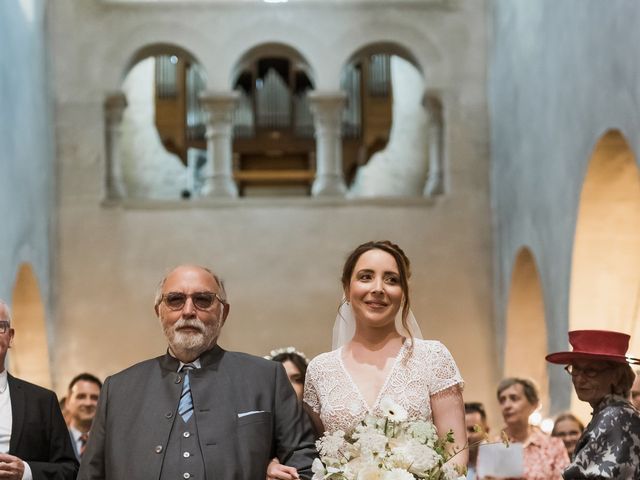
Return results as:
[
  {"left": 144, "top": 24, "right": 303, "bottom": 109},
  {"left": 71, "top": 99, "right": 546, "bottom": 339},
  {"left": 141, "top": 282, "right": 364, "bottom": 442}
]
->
[
  {"left": 381, "top": 468, "right": 415, "bottom": 480},
  {"left": 391, "top": 441, "right": 440, "bottom": 474},
  {"left": 355, "top": 431, "right": 389, "bottom": 458}
]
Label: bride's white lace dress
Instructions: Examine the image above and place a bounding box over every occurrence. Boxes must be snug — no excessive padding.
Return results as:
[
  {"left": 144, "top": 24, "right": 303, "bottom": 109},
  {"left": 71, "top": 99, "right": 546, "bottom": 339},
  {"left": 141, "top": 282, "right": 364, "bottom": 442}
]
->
[{"left": 304, "top": 339, "right": 463, "bottom": 434}]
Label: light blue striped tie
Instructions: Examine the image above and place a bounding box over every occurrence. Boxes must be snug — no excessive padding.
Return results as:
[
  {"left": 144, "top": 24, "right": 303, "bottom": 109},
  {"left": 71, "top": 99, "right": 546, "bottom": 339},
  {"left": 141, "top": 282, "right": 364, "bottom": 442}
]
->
[{"left": 178, "top": 365, "right": 195, "bottom": 422}]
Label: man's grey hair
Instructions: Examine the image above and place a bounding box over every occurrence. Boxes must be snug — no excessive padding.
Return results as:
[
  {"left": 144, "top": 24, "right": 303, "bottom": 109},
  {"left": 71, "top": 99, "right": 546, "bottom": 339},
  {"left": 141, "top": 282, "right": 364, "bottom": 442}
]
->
[
  {"left": 0, "top": 300, "right": 11, "bottom": 324},
  {"left": 153, "top": 266, "right": 228, "bottom": 308}
]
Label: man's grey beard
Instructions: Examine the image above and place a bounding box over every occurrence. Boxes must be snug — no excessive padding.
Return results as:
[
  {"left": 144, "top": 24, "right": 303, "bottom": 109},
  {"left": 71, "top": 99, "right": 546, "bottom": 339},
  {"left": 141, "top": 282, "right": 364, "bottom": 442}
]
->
[{"left": 163, "top": 316, "right": 220, "bottom": 361}]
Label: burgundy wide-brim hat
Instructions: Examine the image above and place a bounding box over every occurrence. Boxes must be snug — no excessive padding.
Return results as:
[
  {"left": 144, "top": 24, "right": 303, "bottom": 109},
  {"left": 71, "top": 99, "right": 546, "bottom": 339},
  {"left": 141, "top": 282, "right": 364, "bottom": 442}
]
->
[{"left": 546, "top": 329, "right": 640, "bottom": 365}]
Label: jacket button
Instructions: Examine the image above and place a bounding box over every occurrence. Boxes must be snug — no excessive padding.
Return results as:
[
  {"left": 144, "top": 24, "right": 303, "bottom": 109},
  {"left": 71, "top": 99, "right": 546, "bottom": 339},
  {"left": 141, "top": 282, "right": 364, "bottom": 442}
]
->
[
  {"left": 165, "top": 412, "right": 173, "bottom": 419},
  {"left": 183, "top": 473, "right": 191, "bottom": 479},
  {"left": 155, "top": 445, "right": 163, "bottom": 454}
]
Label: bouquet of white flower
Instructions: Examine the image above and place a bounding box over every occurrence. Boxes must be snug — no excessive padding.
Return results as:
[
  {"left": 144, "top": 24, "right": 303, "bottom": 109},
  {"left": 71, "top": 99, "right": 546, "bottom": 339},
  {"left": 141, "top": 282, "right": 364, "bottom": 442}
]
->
[{"left": 312, "top": 397, "right": 466, "bottom": 480}]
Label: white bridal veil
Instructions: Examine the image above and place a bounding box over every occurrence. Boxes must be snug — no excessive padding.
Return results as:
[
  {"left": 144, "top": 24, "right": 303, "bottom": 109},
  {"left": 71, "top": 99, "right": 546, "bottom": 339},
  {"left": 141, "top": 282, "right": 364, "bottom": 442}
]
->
[{"left": 332, "top": 300, "right": 424, "bottom": 350}]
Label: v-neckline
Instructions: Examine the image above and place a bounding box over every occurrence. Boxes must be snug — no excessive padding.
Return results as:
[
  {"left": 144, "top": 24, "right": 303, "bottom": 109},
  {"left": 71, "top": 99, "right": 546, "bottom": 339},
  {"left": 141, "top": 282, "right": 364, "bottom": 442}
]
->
[{"left": 338, "top": 339, "right": 407, "bottom": 413}]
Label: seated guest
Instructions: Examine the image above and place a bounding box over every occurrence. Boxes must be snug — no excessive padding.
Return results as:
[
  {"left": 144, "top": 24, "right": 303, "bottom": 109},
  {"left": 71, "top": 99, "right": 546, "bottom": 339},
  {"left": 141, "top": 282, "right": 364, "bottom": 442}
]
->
[
  {"left": 631, "top": 368, "right": 640, "bottom": 410},
  {"left": 546, "top": 329, "right": 640, "bottom": 479},
  {"left": 0, "top": 300, "right": 78, "bottom": 479},
  {"left": 66, "top": 373, "right": 102, "bottom": 459},
  {"left": 265, "top": 347, "right": 308, "bottom": 402},
  {"left": 486, "top": 377, "right": 568, "bottom": 480},
  {"left": 465, "top": 401, "right": 489, "bottom": 480},
  {"left": 550, "top": 412, "right": 584, "bottom": 459}
]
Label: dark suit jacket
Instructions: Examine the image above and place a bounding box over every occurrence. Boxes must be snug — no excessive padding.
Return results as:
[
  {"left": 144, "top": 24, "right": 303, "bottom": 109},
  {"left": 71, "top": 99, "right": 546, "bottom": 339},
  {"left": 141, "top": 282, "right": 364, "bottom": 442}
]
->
[
  {"left": 78, "top": 345, "right": 316, "bottom": 480},
  {"left": 7, "top": 374, "right": 79, "bottom": 479}
]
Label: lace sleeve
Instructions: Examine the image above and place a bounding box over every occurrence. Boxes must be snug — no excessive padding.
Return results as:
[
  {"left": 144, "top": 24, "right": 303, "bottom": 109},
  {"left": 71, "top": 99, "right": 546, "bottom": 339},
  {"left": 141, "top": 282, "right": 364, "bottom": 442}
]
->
[
  {"left": 303, "top": 358, "right": 321, "bottom": 414},
  {"left": 427, "top": 341, "right": 464, "bottom": 395}
]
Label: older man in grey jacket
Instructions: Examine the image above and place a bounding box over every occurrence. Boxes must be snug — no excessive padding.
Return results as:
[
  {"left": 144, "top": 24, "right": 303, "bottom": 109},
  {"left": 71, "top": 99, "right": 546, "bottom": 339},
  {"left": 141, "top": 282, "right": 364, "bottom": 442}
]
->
[{"left": 79, "top": 264, "right": 315, "bottom": 480}]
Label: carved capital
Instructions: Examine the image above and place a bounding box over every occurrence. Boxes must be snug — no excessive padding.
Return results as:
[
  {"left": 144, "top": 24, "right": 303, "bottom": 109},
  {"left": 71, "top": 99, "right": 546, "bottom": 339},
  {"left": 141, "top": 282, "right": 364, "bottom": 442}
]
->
[
  {"left": 308, "top": 91, "right": 347, "bottom": 127},
  {"left": 199, "top": 90, "right": 239, "bottom": 124}
]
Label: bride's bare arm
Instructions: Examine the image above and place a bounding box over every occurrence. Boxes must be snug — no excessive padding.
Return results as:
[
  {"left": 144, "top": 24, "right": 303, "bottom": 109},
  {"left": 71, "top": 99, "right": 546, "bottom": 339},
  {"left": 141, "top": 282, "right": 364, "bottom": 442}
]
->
[{"left": 431, "top": 385, "right": 468, "bottom": 469}]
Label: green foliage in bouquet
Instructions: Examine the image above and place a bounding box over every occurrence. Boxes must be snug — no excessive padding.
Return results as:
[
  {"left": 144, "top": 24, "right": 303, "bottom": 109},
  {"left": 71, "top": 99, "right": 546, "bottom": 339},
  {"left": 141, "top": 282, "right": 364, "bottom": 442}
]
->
[{"left": 312, "top": 397, "right": 467, "bottom": 480}]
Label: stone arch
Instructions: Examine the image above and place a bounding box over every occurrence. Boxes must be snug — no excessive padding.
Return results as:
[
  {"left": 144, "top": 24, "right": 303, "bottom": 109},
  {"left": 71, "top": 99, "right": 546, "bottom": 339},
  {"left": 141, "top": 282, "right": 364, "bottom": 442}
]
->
[
  {"left": 122, "top": 43, "right": 204, "bottom": 83},
  {"left": 230, "top": 42, "right": 315, "bottom": 88},
  {"left": 569, "top": 129, "right": 640, "bottom": 421},
  {"left": 504, "top": 247, "right": 550, "bottom": 418},
  {"left": 100, "top": 23, "right": 211, "bottom": 92},
  {"left": 341, "top": 41, "right": 424, "bottom": 79},
  {"left": 219, "top": 22, "right": 323, "bottom": 91},
  {"left": 332, "top": 22, "right": 444, "bottom": 89},
  {"left": 10, "top": 262, "right": 51, "bottom": 388}
]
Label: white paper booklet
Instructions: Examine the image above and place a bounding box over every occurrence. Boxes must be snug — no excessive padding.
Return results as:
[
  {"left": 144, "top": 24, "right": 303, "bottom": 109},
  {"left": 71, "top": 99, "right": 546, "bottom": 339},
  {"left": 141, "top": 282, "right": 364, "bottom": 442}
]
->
[{"left": 476, "top": 442, "right": 525, "bottom": 478}]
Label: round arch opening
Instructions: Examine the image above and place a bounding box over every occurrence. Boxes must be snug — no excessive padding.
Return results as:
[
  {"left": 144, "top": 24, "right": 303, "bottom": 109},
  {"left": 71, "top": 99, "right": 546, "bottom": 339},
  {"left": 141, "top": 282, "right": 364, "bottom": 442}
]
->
[
  {"left": 118, "top": 43, "right": 206, "bottom": 199},
  {"left": 11, "top": 263, "right": 51, "bottom": 388},
  {"left": 504, "top": 247, "right": 550, "bottom": 422},
  {"left": 340, "top": 41, "right": 428, "bottom": 196},
  {"left": 569, "top": 129, "right": 640, "bottom": 422},
  {"left": 229, "top": 42, "right": 317, "bottom": 197}
]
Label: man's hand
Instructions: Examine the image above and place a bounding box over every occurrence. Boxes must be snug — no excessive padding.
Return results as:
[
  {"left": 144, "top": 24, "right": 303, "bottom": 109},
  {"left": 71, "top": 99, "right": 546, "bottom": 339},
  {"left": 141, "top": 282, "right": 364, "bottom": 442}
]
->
[
  {"left": 0, "top": 453, "right": 25, "bottom": 479},
  {"left": 266, "top": 457, "right": 300, "bottom": 480}
]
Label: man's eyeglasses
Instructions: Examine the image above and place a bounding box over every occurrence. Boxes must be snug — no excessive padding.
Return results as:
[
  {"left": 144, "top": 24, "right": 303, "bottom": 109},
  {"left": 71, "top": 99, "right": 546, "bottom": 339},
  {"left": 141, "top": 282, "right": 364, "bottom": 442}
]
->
[
  {"left": 0, "top": 321, "right": 10, "bottom": 334},
  {"left": 564, "top": 364, "right": 608, "bottom": 379},
  {"left": 159, "top": 292, "right": 224, "bottom": 311}
]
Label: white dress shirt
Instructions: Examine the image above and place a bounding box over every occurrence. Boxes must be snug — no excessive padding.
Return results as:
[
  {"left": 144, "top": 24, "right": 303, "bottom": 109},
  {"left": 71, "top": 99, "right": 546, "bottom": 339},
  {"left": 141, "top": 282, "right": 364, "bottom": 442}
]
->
[
  {"left": 0, "top": 370, "right": 32, "bottom": 480},
  {"left": 68, "top": 426, "right": 84, "bottom": 459},
  {"left": 0, "top": 370, "right": 11, "bottom": 453}
]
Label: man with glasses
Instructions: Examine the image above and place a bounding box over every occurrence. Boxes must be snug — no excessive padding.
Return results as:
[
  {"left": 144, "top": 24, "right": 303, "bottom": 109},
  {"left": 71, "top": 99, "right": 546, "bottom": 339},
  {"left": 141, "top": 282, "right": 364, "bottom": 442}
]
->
[
  {"left": 79, "top": 264, "right": 316, "bottom": 480},
  {"left": 0, "top": 300, "right": 78, "bottom": 479}
]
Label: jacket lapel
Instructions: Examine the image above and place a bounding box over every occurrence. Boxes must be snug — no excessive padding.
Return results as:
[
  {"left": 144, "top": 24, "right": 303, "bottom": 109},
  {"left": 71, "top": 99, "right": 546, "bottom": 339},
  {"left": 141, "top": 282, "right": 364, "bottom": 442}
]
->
[
  {"left": 7, "top": 374, "right": 25, "bottom": 455},
  {"left": 190, "top": 347, "right": 237, "bottom": 478}
]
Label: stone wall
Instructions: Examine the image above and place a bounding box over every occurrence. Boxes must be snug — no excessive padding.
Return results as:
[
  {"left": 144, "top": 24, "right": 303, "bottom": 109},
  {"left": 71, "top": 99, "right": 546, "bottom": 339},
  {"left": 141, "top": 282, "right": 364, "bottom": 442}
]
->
[
  {"left": 47, "top": 0, "right": 497, "bottom": 417},
  {"left": 0, "top": 0, "right": 54, "bottom": 370},
  {"left": 491, "top": 0, "right": 640, "bottom": 413}
]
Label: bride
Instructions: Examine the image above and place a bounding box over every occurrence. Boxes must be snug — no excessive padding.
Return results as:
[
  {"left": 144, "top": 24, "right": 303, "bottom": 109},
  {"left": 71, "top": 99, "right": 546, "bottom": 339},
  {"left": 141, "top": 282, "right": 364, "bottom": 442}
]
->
[{"left": 305, "top": 240, "right": 467, "bottom": 470}]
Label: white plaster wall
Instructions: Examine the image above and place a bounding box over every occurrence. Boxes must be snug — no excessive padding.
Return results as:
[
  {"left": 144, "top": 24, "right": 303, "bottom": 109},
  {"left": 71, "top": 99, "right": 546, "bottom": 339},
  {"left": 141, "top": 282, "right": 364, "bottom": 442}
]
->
[
  {"left": 491, "top": 0, "right": 640, "bottom": 412},
  {"left": 349, "top": 56, "right": 429, "bottom": 197},
  {"left": 0, "top": 0, "right": 55, "bottom": 358},
  {"left": 48, "top": 0, "right": 497, "bottom": 415},
  {"left": 119, "top": 58, "right": 188, "bottom": 199}
]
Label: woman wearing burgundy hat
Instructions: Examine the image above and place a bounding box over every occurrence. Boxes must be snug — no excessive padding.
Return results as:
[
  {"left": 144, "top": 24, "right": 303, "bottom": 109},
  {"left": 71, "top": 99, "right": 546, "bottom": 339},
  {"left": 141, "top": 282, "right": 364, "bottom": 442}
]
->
[{"left": 546, "top": 330, "right": 640, "bottom": 479}]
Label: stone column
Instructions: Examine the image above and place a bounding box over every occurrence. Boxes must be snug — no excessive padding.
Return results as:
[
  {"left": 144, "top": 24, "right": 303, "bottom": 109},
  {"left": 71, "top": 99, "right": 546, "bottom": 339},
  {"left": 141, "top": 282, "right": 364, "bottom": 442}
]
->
[
  {"left": 423, "top": 90, "right": 444, "bottom": 197},
  {"left": 104, "top": 92, "right": 127, "bottom": 200},
  {"left": 308, "top": 91, "right": 347, "bottom": 196},
  {"left": 199, "top": 91, "right": 239, "bottom": 198}
]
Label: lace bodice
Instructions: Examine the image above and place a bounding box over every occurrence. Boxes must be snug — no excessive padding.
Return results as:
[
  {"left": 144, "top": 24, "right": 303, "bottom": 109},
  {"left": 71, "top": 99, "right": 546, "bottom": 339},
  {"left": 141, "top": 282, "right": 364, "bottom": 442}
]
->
[{"left": 304, "top": 339, "right": 463, "bottom": 434}]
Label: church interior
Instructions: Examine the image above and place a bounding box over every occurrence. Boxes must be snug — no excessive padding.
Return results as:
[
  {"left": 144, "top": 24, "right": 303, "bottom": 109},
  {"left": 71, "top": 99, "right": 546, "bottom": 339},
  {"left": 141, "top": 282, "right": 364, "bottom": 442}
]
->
[{"left": 1, "top": 0, "right": 639, "bottom": 432}]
